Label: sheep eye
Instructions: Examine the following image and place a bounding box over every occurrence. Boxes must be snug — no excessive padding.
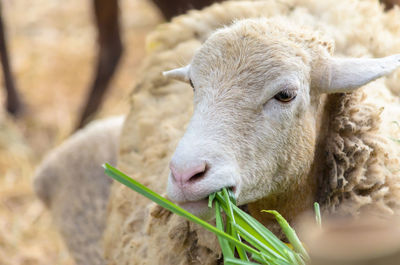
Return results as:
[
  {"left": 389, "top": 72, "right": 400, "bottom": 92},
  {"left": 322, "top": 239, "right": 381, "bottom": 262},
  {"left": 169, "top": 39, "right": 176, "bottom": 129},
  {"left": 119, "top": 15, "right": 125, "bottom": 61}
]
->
[
  {"left": 274, "top": 90, "right": 297, "bottom": 103},
  {"left": 189, "top": 79, "right": 195, "bottom": 91}
]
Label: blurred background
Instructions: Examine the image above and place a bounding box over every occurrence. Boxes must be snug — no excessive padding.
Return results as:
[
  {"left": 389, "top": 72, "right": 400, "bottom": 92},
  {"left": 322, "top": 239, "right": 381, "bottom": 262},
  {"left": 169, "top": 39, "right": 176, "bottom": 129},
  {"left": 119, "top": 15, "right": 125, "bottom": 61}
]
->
[{"left": 0, "top": 0, "right": 161, "bottom": 264}]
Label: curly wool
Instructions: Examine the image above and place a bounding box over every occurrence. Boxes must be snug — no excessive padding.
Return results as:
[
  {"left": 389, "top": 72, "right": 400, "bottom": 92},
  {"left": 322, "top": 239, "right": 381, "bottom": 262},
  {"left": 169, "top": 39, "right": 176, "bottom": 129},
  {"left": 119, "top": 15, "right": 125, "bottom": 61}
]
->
[{"left": 319, "top": 91, "right": 400, "bottom": 216}]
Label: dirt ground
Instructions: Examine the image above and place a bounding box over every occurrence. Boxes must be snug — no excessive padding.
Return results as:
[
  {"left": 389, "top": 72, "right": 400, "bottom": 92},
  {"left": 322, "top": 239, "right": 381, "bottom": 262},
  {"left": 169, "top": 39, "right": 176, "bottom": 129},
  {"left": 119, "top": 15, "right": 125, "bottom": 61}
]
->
[{"left": 0, "top": 0, "right": 161, "bottom": 264}]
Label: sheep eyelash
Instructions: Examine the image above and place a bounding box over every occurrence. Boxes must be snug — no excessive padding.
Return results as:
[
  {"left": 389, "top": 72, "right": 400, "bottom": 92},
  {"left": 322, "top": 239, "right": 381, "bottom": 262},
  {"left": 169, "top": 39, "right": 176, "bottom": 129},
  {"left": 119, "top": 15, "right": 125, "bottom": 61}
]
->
[
  {"left": 189, "top": 79, "right": 195, "bottom": 91},
  {"left": 273, "top": 89, "right": 297, "bottom": 103}
]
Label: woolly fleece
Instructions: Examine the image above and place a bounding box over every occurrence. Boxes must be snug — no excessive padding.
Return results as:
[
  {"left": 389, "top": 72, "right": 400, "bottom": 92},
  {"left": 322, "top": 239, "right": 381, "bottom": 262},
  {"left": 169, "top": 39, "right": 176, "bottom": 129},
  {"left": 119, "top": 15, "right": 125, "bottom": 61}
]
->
[{"left": 104, "top": 1, "right": 400, "bottom": 264}]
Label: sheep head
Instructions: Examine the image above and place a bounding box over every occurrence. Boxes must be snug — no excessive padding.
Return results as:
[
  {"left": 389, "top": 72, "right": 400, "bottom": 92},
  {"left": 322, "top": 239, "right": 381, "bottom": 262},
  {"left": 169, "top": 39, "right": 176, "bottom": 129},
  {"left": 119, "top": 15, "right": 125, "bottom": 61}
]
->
[{"left": 163, "top": 18, "right": 400, "bottom": 219}]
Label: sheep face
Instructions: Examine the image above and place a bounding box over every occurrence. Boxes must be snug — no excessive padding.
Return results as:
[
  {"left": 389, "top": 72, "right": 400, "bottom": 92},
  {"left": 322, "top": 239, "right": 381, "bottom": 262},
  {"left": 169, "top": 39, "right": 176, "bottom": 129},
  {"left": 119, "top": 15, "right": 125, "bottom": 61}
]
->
[
  {"left": 164, "top": 18, "right": 400, "bottom": 219},
  {"left": 166, "top": 19, "right": 318, "bottom": 218}
]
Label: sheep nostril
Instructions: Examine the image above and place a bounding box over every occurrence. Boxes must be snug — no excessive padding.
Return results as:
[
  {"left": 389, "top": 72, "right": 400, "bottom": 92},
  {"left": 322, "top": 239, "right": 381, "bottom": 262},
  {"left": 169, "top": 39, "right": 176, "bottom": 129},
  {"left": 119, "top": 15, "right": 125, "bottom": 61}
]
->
[
  {"left": 188, "top": 170, "right": 206, "bottom": 183},
  {"left": 169, "top": 160, "right": 208, "bottom": 184}
]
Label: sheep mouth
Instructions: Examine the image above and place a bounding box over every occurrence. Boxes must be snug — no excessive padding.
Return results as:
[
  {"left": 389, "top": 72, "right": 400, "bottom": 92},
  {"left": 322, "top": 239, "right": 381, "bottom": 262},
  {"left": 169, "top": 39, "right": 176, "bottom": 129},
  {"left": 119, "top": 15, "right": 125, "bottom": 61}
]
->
[
  {"left": 177, "top": 198, "right": 210, "bottom": 218},
  {"left": 177, "top": 198, "right": 208, "bottom": 208},
  {"left": 176, "top": 186, "right": 237, "bottom": 219},
  {"left": 177, "top": 186, "right": 237, "bottom": 207}
]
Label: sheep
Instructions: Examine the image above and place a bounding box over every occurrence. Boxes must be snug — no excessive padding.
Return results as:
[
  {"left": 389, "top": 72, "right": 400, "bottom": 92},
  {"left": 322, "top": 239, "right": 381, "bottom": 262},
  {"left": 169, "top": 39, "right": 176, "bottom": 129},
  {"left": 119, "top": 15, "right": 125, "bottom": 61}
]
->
[
  {"left": 102, "top": 1, "right": 400, "bottom": 264},
  {"left": 33, "top": 115, "right": 124, "bottom": 265}
]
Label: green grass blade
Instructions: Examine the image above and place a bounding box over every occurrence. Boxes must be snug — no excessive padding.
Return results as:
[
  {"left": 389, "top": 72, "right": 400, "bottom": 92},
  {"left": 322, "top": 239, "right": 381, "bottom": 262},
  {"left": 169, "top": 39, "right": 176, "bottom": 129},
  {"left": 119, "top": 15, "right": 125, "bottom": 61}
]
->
[
  {"left": 224, "top": 257, "right": 262, "bottom": 265},
  {"left": 103, "top": 163, "right": 261, "bottom": 257},
  {"left": 232, "top": 223, "right": 289, "bottom": 262},
  {"left": 104, "top": 164, "right": 308, "bottom": 265},
  {"left": 222, "top": 189, "right": 236, "bottom": 222},
  {"left": 215, "top": 194, "right": 292, "bottom": 260},
  {"left": 215, "top": 200, "right": 234, "bottom": 259},
  {"left": 208, "top": 193, "right": 216, "bottom": 208},
  {"left": 282, "top": 248, "right": 302, "bottom": 265},
  {"left": 227, "top": 188, "right": 237, "bottom": 205},
  {"left": 314, "top": 202, "right": 321, "bottom": 228},
  {"left": 262, "top": 210, "right": 309, "bottom": 260},
  {"left": 226, "top": 218, "right": 233, "bottom": 238},
  {"left": 232, "top": 207, "right": 290, "bottom": 253},
  {"left": 220, "top": 189, "right": 249, "bottom": 261},
  {"left": 250, "top": 253, "right": 267, "bottom": 264},
  {"left": 215, "top": 194, "right": 284, "bottom": 253},
  {"left": 293, "top": 253, "right": 306, "bottom": 265}
]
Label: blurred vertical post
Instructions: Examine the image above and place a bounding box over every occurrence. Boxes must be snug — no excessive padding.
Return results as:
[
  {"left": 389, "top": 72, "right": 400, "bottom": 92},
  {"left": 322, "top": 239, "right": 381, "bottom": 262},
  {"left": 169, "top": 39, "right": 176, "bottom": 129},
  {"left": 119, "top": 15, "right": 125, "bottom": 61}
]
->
[
  {"left": 0, "top": 1, "right": 21, "bottom": 115},
  {"left": 381, "top": 0, "right": 400, "bottom": 10},
  {"left": 76, "top": 0, "right": 223, "bottom": 129},
  {"left": 77, "top": 0, "right": 123, "bottom": 129},
  {"left": 151, "top": 0, "right": 223, "bottom": 21}
]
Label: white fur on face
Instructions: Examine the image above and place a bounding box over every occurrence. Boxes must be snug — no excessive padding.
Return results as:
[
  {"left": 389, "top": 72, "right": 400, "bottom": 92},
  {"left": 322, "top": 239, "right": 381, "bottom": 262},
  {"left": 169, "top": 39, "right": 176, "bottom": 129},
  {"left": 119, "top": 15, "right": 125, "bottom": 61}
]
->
[{"left": 167, "top": 18, "right": 319, "bottom": 219}]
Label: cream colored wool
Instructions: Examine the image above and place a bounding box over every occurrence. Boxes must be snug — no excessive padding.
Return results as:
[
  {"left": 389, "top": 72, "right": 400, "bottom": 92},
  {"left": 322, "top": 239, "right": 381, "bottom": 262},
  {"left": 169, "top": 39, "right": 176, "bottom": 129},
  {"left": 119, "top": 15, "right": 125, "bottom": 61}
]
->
[{"left": 102, "top": 1, "right": 400, "bottom": 264}]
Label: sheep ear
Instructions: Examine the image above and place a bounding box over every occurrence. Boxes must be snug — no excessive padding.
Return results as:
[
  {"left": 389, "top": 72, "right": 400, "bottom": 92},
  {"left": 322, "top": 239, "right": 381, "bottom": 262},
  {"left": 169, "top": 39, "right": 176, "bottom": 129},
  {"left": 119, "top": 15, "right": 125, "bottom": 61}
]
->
[
  {"left": 318, "top": 54, "right": 400, "bottom": 93},
  {"left": 163, "top": 65, "right": 190, "bottom": 82}
]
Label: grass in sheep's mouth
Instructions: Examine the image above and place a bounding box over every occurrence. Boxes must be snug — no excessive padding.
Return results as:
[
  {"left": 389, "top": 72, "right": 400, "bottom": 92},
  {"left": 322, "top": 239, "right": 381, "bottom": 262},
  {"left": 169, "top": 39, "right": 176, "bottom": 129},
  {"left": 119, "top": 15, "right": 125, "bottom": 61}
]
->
[{"left": 104, "top": 163, "right": 315, "bottom": 265}]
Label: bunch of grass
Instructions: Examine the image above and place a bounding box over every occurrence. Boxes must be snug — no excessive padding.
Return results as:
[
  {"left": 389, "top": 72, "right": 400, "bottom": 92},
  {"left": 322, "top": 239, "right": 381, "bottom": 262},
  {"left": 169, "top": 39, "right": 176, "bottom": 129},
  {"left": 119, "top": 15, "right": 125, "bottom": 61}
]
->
[{"left": 104, "top": 163, "right": 313, "bottom": 265}]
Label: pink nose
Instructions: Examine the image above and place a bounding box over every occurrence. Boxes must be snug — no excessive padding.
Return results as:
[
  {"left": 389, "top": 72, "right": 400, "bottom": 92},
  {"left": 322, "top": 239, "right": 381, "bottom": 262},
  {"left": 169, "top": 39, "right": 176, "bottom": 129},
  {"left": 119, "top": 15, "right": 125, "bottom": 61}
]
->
[{"left": 169, "top": 160, "right": 207, "bottom": 185}]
